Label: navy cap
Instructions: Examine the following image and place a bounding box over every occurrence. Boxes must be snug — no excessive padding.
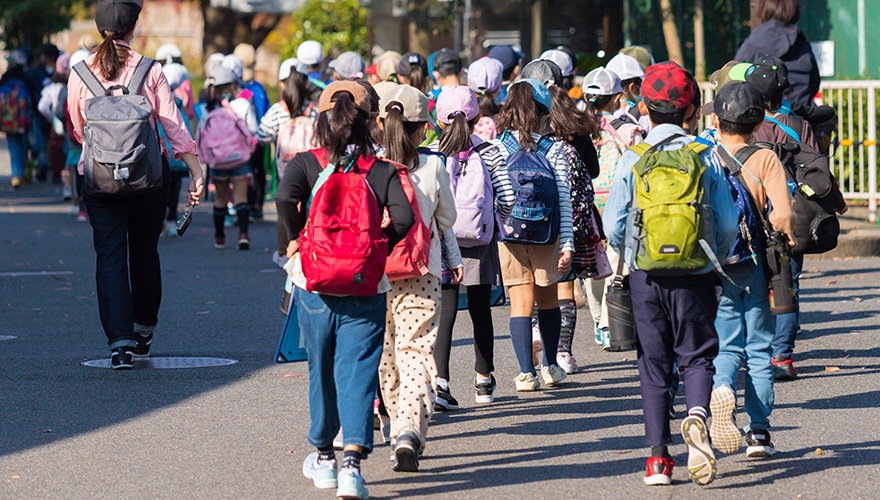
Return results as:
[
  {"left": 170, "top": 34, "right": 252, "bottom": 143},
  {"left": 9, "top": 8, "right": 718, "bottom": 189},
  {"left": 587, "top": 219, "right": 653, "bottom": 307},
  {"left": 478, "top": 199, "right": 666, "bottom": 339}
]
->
[
  {"left": 95, "top": 0, "right": 142, "bottom": 35},
  {"left": 705, "top": 81, "right": 765, "bottom": 125},
  {"left": 487, "top": 45, "right": 523, "bottom": 72}
]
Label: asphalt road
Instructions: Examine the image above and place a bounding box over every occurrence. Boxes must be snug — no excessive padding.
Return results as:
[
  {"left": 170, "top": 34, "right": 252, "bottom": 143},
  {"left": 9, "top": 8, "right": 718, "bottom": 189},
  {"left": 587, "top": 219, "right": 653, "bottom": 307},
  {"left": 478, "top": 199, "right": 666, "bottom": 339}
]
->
[{"left": 2, "top": 175, "right": 879, "bottom": 500}]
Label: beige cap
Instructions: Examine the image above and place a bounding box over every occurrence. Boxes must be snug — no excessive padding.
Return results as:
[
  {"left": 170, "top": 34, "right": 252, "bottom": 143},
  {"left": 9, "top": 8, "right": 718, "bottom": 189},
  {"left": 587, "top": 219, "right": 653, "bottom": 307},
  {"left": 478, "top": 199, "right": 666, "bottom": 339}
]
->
[
  {"left": 233, "top": 43, "right": 256, "bottom": 81},
  {"left": 318, "top": 80, "right": 372, "bottom": 114},
  {"left": 379, "top": 84, "right": 429, "bottom": 122},
  {"left": 376, "top": 51, "right": 402, "bottom": 81},
  {"left": 80, "top": 35, "right": 99, "bottom": 51},
  {"left": 372, "top": 81, "right": 399, "bottom": 100},
  {"left": 619, "top": 46, "right": 654, "bottom": 71}
]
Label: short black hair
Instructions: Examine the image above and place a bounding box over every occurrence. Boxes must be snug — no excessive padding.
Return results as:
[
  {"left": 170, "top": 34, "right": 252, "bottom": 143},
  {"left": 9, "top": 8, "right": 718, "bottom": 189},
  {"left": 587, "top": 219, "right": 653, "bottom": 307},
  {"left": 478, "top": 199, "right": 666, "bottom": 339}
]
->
[
  {"left": 718, "top": 118, "right": 761, "bottom": 136},
  {"left": 647, "top": 106, "right": 687, "bottom": 126},
  {"left": 620, "top": 77, "right": 642, "bottom": 93}
]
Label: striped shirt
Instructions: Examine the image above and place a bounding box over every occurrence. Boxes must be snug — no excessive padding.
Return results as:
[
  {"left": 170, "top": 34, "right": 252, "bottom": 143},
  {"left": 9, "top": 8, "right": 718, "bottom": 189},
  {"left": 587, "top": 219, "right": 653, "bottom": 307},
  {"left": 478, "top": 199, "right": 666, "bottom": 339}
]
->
[
  {"left": 257, "top": 101, "right": 317, "bottom": 145},
  {"left": 478, "top": 131, "right": 574, "bottom": 253}
]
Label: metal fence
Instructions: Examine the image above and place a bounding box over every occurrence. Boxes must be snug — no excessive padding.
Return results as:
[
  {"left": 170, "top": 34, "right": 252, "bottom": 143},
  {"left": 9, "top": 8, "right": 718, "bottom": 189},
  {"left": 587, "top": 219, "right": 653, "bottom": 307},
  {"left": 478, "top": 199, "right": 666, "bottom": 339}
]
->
[{"left": 699, "top": 80, "right": 880, "bottom": 222}]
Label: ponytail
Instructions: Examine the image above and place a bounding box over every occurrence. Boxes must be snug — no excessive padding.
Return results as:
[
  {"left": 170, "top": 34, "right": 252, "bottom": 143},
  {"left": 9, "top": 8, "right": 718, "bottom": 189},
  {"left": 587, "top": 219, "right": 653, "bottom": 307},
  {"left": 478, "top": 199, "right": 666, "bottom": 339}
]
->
[
  {"left": 408, "top": 66, "right": 432, "bottom": 94},
  {"left": 476, "top": 89, "right": 499, "bottom": 117},
  {"left": 314, "top": 92, "right": 374, "bottom": 164},
  {"left": 438, "top": 112, "right": 475, "bottom": 156},
  {"left": 495, "top": 83, "right": 548, "bottom": 149},
  {"left": 94, "top": 31, "right": 130, "bottom": 81},
  {"left": 582, "top": 93, "right": 616, "bottom": 139},
  {"left": 380, "top": 104, "right": 422, "bottom": 169},
  {"left": 282, "top": 71, "right": 308, "bottom": 119}
]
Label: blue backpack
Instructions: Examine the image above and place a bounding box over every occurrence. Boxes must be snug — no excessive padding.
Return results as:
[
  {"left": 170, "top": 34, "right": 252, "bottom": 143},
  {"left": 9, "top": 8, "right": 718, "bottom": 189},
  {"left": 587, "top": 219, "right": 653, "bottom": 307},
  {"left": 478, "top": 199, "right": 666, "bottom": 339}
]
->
[
  {"left": 717, "top": 146, "right": 767, "bottom": 266},
  {"left": 498, "top": 131, "right": 559, "bottom": 245}
]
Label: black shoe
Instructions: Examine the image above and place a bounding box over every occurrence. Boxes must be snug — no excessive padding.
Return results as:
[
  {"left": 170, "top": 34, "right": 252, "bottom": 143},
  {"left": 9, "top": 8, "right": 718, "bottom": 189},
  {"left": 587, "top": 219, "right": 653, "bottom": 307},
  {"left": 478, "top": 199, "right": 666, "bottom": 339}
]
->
[
  {"left": 772, "top": 354, "right": 797, "bottom": 380},
  {"left": 110, "top": 347, "right": 134, "bottom": 370},
  {"left": 745, "top": 429, "right": 777, "bottom": 458},
  {"left": 392, "top": 431, "right": 420, "bottom": 472},
  {"left": 132, "top": 333, "right": 152, "bottom": 357},
  {"left": 475, "top": 374, "right": 496, "bottom": 403},
  {"left": 434, "top": 384, "right": 459, "bottom": 411}
]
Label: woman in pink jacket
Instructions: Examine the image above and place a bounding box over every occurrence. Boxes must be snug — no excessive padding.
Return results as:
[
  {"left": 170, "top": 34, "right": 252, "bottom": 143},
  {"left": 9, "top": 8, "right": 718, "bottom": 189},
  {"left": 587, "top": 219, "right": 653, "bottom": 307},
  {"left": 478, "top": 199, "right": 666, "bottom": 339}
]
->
[{"left": 67, "top": 0, "right": 204, "bottom": 369}]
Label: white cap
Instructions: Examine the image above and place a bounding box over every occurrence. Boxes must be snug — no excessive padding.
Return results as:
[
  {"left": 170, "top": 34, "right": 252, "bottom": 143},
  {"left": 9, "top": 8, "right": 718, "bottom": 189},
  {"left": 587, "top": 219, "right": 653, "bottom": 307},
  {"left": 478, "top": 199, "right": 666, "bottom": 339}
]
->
[
  {"left": 582, "top": 67, "right": 622, "bottom": 96},
  {"left": 297, "top": 40, "right": 324, "bottom": 66},
  {"left": 155, "top": 43, "right": 182, "bottom": 65},
  {"left": 279, "top": 58, "right": 308, "bottom": 81},
  {"left": 221, "top": 54, "right": 244, "bottom": 82},
  {"left": 606, "top": 53, "right": 645, "bottom": 81},
  {"left": 69, "top": 48, "right": 90, "bottom": 69},
  {"left": 539, "top": 49, "right": 573, "bottom": 77},
  {"left": 162, "top": 62, "right": 188, "bottom": 90}
]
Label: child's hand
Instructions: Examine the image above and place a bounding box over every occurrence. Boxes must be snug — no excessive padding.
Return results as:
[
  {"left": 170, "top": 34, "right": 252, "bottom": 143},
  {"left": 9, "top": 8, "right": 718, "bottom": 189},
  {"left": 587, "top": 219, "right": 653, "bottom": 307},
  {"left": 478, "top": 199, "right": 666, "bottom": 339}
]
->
[
  {"left": 286, "top": 239, "right": 300, "bottom": 258},
  {"left": 558, "top": 251, "right": 572, "bottom": 274},
  {"left": 450, "top": 266, "right": 464, "bottom": 285}
]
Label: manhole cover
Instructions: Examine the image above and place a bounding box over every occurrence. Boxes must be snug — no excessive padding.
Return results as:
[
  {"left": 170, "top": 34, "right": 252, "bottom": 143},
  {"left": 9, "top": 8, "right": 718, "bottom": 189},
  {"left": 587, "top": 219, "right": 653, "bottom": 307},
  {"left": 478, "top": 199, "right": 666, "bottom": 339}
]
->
[
  {"left": 81, "top": 357, "right": 238, "bottom": 369},
  {"left": 0, "top": 335, "right": 17, "bottom": 341}
]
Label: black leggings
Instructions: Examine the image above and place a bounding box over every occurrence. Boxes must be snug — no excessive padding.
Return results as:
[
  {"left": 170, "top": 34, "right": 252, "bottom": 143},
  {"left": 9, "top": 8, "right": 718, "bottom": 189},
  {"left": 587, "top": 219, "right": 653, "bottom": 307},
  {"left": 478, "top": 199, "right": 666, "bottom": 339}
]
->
[{"left": 435, "top": 283, "right": 495, "bottom": 380}]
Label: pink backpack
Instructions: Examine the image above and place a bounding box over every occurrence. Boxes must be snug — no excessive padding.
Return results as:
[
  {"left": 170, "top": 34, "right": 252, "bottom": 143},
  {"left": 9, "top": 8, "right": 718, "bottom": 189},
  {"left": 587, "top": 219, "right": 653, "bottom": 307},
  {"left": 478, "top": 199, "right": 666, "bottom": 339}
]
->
[
  {"left": 197, "top": 101, "right": 256, "bottom": 170},
  {"left": 276, "top": 102, "right": 316, "bottom": 178},
  {"left": 300, "top": 149, "right": 388, "bottom": 296},
  {"left": 446, "top": 142, "right": 495, "bottom": 247},
  {"left": 382, "top": 158, "right": 432, "bottom": 281}
]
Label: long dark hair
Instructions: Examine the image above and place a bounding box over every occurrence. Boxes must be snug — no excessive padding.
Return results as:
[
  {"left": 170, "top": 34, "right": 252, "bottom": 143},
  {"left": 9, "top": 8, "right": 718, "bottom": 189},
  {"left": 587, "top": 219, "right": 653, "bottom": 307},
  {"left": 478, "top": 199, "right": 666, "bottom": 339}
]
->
[
  {"left": 495, "top": 82, "right": 549, "bottom": 149},
  {"left": 94, "top": 31, "right": 130, "bottom": 81},
  {"left": 380, "top": 104, "right": 424, "bottom": 169},
  {"left": 407, "top": 66, "right": 432, "bottom": 94},
  {"left": 549, "top": 86, "right": 598, "bottom": 142},
  {"left": 282, "top": 71, "right": 308, "bottom": 119},
  {"left": 582, "top": 93, "right": 616, "bottom": 139},
  {"left": 476, "top": 89, "right": 499, "bottom": 117},
  {"left": 314, "top": 92, "right": 375, "bottom": 164},
  {"left": 204, "top": 82, "right": 237, "bottom": 112},
  {"left": 438, "top": 113, "right": 476, "bottom": 156}
]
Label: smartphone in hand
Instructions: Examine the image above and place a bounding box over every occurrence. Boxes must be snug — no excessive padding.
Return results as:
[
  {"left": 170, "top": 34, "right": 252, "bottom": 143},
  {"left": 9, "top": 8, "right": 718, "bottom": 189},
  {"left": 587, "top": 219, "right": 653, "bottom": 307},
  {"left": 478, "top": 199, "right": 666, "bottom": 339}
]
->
[{"left": 176, "top": 209, "right": 192, "bottom": 236}]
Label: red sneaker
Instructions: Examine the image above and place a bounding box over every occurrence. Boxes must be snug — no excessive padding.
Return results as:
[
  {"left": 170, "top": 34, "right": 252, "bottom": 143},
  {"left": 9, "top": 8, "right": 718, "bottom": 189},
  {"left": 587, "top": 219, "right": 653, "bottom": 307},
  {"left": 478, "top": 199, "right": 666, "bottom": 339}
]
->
[
  {"left": 214, "top": 235, "right": 226, "bottom": 249},
  {"left": 772, "top": 354, "right": 797, "bottom": 380},
  {"left": 237, "top": 232, "right": 250, "bottom": 250},
  {"left": 644, "top": 456, "right": 674, "bottom": 486}
]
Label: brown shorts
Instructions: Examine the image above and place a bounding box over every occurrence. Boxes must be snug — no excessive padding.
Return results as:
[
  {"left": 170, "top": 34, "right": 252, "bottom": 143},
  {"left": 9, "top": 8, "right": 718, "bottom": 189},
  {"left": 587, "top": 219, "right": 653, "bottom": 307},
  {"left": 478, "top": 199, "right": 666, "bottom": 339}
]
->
[{"left": 498, "top": 240, "right": 563, "bottom": 287}]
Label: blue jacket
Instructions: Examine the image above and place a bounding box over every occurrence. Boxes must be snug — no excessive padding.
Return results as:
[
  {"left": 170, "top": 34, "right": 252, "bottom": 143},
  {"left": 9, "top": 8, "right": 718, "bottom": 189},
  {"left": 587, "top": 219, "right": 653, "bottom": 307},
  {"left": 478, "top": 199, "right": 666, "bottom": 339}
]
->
[
  {"left": 244, "top": 80, "right": 271, "bottom": 121},
  {"left": 601, "top": 124, "right": 739, "bottom": 274}
]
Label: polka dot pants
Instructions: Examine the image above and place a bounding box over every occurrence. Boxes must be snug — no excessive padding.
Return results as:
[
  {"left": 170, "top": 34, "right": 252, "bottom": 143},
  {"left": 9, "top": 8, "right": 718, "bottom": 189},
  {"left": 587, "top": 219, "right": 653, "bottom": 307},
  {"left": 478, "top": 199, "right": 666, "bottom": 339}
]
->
[{"left": 379, "top": 274, "right": 440, "bottom": 445}]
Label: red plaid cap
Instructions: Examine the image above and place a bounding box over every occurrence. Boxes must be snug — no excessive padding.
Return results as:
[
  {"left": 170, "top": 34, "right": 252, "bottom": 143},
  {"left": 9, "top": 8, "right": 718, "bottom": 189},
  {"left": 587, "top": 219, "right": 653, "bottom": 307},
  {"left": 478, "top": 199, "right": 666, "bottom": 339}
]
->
[{"left": 641, "top": 61, "right": 695, "bottom": 111}]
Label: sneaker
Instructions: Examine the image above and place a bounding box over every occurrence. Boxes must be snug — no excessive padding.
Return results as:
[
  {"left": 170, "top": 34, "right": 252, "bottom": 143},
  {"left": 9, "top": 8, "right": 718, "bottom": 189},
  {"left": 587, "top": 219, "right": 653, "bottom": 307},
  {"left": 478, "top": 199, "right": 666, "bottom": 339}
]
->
[
  {"left": 333, "top": 429, "right": 344, "bottom": 450},
  {"left": 302, "top": 452, "right": 338, "bottom": 489},
  {"left": 643, "top": 456, "right": 674, "bottom": 486},
  {"left": 224, "top": 213, "right": 235, "bottom": 228},
  {"left": 214, "top": 235, "right": 226, "bottom": 249},
  {"left": 600, "top": 327, "right": 611, "bottom": 351},
  {"left": 709, "top": 385, "right": 742, "bottom": 455},
  {"left": 540, "top": 364, "right": 567, "bottom": 386},
  {"left": 475, "top": 374, "right": 496, "bottom": 403},
  {"left": 11, "top": 176, "right": 22, "bottom": 189},
  {"left": 76, "top": 210, "right": 88, "bottom": 222},
  {"left": 336, "top": 467, "right": 369, "bottom": 499},
  {"left": 594, "top": 324, "right": 602, "bottom": 345},
  {"left": 237, "top": 233, "right": 250, "bottom": 250},
  {"left": 62, "top": 185, "right": 72, "bottom": 200},
  {"left": 772, "top": 354, "right": 797, "bottom": 380},
  {"left": 434, "top": 384, "right": 459, "bottom": 411},
  {"left": 681, "top": 415, "right": 717, "bottom": 486},
  {"left": 557, "top": 351, "right": 579, "bottom": 374},
  {"left": 745, "top": 429, "right": 777, "bottom": 458},
  {"left": 132, "top": 333, "right": 153, "bottom": 357},
  {"left": 163, "top": 220, "right": 178, "bottom": 238},
  {"left": 514, "top": 372, "right": 540, "bottom": 392},
  {"left": 110, "top": 347, "right": 134, "bottom": 370},
  {"left": 392, "top": 431, "right": 421, "bottom": 472},
  {"left": 272, "top": 250, "right": 289, "bottom": 268}
]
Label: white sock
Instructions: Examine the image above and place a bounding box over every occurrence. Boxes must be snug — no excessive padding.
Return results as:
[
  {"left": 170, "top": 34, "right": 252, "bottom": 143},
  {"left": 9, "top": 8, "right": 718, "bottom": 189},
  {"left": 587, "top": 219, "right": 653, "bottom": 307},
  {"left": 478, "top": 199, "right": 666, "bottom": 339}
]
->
[
  {"left": 436, "top": 378, "right": 449, "bottom": 390},
  {"left": 476, "top": 373, "right": 491, "bottom": 383},
  {"left": 133, "top": 323, "right": 155, "bottom": 337}
]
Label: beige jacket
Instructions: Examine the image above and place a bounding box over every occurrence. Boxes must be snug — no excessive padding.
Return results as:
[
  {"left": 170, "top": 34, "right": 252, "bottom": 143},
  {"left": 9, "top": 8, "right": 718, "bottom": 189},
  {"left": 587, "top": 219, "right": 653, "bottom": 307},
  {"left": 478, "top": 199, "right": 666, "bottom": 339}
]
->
[{"left": 403, "top": 153, "right": 460, "bottom": 278}]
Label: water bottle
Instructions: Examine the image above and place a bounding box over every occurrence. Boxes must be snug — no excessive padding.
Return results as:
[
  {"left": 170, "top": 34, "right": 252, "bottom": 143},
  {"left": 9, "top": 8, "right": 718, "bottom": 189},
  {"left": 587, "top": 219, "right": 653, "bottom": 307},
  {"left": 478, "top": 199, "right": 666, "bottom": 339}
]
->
[
  {"left": 766, "top": 232, "right": 797, "bottom": 315},
  {"left": 606, "top": 275, "right": 638, "bottom": 351}
]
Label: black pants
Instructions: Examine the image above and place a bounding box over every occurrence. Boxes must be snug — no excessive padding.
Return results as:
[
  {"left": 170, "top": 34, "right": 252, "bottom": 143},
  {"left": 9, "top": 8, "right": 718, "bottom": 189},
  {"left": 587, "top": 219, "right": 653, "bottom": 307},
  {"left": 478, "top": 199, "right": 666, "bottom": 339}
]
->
[
  {"left": 435, "top": 284, "right": 495, "bottom": 380},
  {"left": 247, "top": 144, "right": 267, "bottom": 213},
  {"left": 630, "top": 270, "right": 719, "bottom": 447},
  {"left": 84, "top": 161, "right": 171, "bottom": 348}
]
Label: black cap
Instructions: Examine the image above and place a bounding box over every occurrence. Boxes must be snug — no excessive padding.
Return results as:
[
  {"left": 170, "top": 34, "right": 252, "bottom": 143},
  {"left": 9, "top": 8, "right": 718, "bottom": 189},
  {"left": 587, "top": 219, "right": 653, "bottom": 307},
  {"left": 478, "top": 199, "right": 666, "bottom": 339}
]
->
[
  {"left": 704, "top": 81, "right": 765, "bottom": 125},
  {"left": 520, "top": 59, "right": 563, "bottom": 88},
  {"left": 487, "top": 45, "right": 522, "bottom": 71},
  {"left": 744, "top": 56, "right": 791, "bottom": 102},
  {"left": 95, "top": 0, "right": 142, "bottom": 35},
  {"left": 433, "top": 48, "right": 462, "bottom": 75},
  {"left": 397, "top": 52, "right": 427, "bottom": 77}
]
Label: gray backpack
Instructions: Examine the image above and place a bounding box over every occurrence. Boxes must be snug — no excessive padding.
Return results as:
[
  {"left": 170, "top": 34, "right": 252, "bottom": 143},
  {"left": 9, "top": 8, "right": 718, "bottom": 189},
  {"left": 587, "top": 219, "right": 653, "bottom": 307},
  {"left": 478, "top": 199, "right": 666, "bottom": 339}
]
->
[{"left": 72, "top": 57, "right": 163, "bottom": 196}]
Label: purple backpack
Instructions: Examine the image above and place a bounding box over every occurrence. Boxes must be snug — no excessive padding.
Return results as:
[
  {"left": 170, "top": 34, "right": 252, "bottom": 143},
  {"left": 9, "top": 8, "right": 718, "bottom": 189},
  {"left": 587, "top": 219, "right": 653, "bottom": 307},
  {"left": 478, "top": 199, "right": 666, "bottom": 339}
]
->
[{"left": 446, "top": 141, "right": 495, "bottom": 247}]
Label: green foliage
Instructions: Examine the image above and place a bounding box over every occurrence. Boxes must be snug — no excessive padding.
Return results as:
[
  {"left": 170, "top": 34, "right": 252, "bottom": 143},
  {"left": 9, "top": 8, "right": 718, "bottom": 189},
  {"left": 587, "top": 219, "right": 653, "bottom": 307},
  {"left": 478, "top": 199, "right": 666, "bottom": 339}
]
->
[
  {"left": 0, "top": 0, "right": 85, "bottom": 49},
  {"left": 271, "top": 0, "right": 370, "bottom": 61}
]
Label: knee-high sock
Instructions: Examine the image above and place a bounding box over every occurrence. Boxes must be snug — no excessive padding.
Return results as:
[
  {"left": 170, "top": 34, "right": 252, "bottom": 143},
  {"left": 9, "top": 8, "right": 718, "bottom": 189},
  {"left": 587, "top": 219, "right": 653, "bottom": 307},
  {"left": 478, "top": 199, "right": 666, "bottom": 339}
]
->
[
  {"left": 510, "top": 317, "right": 535, "bottom": 375},
  {"left": 558, "top": 299, "right": 577, "bottom": 353},
  {"left": 538, "top": 308, "right": 561, "bottom": 367}
]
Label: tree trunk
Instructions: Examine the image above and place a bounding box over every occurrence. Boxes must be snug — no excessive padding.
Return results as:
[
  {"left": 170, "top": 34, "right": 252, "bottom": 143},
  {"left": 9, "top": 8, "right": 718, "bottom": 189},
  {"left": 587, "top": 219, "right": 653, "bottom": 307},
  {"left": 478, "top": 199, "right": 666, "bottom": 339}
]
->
[
  {"left": 200, "top": 1, "right": 282, "bottom": 56},
  {"left": 694, "top": 0, "right": 705, "bottom": 80},
  {"left": 408, "top": 0, "right": 431, "bottom": 56},
  {"left": 530, "top": 0, "right": 546, "bottom": 60},
  {"left": 659, "top": 0, "right": 684, "bottom": 66}
]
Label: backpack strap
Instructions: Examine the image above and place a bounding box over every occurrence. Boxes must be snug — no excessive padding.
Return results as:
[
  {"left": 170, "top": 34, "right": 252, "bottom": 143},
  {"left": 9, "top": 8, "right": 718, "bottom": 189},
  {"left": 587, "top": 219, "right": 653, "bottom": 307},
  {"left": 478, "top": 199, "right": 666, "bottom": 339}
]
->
[
  {"left": 733, "top": 145, "right": 762, "bottom": 167},
  {"left": 609, "top": 117, "right": 627, "bottom": 130},
  {"left": 128, "top": 56, "right": 156, "bottom": 96},
  {"left": 416, "top": 147, "right": 447, "bottom": 162},
  {"left": 536, "top": 135, "right": 555, "bottom": 156},
  {"left": 473, "top": 141, "right": 493, "bottom": 154},
  {"left": 764, "top": 115, "right": 801, "bottom": 143},
  {"left": 716, "top": 146, "right": 770, "bottom": 237},
  {"left": 629, "top": 133, "right": 685, "bottom": 157},
  {"left": 308, "top": 77, "right": 327, "bottom": 90},
  {"left": 72, "top": 61, "right": 107, "bottom": 97},
  {"left": 685, "top": 141, "right": 709, "bottom": 154}
]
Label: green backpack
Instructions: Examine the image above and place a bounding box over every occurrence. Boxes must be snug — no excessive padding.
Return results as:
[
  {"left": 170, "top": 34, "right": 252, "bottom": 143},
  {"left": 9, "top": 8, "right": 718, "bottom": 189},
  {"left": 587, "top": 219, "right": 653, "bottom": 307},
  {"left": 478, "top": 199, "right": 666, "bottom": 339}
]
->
[{"left": 629, "top": 135, "right": 712, "bottom": 276}]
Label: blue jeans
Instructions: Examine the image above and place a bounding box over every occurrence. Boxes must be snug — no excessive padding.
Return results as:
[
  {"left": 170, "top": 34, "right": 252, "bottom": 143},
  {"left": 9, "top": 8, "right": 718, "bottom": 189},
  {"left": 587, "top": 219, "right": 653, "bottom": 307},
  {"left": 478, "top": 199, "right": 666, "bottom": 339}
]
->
[
  {"left": 713, "top": 261, "right": 775, "bottom": 431},
  {"left": 296, "top": 286, "right": 386, "bottom": 453},
  {"left": 7, "top": 133, "right": 27, "bottom": 178},
  {"left": 772, "top": 253, "right": 804, "bottom": 358}
]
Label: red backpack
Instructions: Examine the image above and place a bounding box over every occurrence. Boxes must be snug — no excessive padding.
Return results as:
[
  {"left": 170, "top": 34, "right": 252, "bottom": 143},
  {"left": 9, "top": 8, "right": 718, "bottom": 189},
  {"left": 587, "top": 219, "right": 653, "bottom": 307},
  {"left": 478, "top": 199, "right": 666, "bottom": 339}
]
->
[
  {"left": 299, "top": 149, "right": 388, "bottom": 296},
  {"left": 382, "top": 159, "right": 432, "bottom": 281}
]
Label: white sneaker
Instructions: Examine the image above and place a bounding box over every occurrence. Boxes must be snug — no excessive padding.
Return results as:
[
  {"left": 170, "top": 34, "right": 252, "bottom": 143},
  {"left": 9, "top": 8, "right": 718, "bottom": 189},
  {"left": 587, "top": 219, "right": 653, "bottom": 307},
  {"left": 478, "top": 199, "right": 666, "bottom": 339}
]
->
[
  {"left": 272, "top": 250, "right": 289, "bottom": 268},
  {"left": 62, "top": 185, "right": 72, "bottom": 200},
  {"left": 540, "top": 364, "right": 568, "bottom": 386},
  {"left": 556, "top": 351, "right": 579, "bottom": 374},
  {"left": 514, "top": 372, "right": 540, "bottom": 392}
]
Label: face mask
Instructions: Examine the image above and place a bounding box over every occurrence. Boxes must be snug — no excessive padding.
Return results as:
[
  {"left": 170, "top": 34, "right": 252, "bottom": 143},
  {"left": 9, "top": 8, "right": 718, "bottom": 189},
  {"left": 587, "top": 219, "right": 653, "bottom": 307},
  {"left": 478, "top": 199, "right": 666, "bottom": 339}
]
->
[
  {"left": 220, "top": 93, "right": 234, "bottom": 101},
  {"left": 621, "top": 98, "right": 637, "bottom": 109}
]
